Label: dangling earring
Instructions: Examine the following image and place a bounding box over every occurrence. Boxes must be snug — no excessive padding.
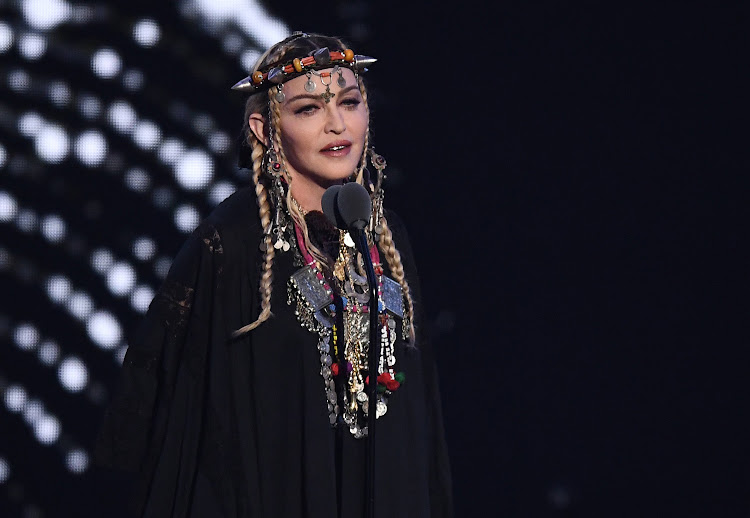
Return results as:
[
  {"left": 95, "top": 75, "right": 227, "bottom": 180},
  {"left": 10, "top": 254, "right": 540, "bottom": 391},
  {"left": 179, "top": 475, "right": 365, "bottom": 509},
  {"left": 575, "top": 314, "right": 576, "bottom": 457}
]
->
[{"left": 262, "top": 146, "right": 291, "bottom": 253}]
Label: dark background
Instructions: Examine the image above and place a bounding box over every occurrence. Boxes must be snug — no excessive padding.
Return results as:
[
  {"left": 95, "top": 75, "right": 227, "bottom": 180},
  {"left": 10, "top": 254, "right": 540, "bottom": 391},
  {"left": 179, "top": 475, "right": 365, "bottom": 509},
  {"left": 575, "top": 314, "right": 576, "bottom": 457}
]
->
[{"left": 0, "top": 1, "right": 745, "bottom": 516}]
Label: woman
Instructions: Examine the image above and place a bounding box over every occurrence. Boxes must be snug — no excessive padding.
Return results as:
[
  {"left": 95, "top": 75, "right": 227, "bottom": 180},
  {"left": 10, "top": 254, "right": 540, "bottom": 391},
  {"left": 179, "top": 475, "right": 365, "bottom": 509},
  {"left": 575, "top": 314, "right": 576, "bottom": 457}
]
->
[{"left": 96, "top": 32, "right": 452, "bottom": 518}]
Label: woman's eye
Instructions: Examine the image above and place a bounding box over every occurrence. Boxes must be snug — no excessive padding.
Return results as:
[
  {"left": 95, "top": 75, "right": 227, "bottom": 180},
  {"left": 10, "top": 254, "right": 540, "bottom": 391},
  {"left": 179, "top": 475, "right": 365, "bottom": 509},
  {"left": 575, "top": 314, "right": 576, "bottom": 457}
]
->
[
  {"left": 342, "top": 98, "right": 361, "bottom": 109},
  {"left": 295, "top": 104, "right": 318, "bottom": 115}
]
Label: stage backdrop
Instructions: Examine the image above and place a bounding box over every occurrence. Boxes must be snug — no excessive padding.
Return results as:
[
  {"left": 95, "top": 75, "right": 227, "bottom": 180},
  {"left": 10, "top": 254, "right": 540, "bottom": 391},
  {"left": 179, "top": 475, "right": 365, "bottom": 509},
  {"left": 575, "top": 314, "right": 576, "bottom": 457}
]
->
[{"left": 1, "top": 1, "right": 745, "bottom": 517}]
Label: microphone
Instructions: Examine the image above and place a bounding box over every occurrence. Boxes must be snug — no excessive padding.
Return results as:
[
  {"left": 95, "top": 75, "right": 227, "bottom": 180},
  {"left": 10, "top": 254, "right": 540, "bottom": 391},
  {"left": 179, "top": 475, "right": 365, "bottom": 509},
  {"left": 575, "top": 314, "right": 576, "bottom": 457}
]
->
[
  {"left": 321, "top": 184, "right": 345, "bottom": 229},
  {"left": 322, "top": 182, "right": 371, "bottom": 231},
  {"left": 336, "top": 182, "right": 372, "bottom": 230},
  {"left": 322, "top": 182, "right": 379, "bottom": 518}
]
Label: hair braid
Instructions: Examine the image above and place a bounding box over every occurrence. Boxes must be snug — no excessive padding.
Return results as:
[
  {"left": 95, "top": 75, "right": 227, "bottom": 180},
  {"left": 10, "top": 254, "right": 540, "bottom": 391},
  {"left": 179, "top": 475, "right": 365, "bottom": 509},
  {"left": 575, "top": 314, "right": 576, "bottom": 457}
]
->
[
  {"left": 378, "top": 215, "right": 416, "bottom": 343},
  {"left": 232, "top": 93, "right": 276, "bottom": 338}
]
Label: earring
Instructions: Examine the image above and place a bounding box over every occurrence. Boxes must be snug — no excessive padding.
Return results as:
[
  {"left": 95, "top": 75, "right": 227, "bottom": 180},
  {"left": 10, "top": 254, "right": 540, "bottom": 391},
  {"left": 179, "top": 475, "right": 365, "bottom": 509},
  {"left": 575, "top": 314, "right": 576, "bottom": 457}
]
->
[{"left": 261, "top": 147, "right": 291, "bottom": 253}]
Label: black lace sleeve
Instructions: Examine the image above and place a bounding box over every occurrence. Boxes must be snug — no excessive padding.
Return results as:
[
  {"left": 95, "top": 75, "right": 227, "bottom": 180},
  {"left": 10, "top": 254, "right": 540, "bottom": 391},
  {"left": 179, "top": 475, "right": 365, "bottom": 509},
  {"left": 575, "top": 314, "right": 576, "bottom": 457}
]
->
[{"left": 94, "top": 223, "right": 224, "bottom": 473}]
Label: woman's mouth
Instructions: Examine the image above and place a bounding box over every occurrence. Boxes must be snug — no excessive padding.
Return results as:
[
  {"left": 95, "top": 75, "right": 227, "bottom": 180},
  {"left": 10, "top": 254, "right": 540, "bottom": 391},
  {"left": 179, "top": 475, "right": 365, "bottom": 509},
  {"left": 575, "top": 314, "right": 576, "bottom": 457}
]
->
[{"left": 320, "top": 141, "right": 352, "bottom": 157}]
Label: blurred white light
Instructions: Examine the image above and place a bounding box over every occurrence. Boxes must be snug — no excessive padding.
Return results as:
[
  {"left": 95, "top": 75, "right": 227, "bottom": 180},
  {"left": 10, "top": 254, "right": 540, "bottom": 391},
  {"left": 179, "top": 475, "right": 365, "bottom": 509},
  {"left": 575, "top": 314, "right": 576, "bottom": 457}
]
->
[
  {"left": 0, "top": 191, "right": 18, "bottom": 222},
  {"left": 208, "top": 131, "right": 230, "bottom": 154},
  {"left": 75, "top": 130, "right": 108, "bottom": 167},
  {"left": 106, "top": 262, "right": 136, "bottom": 296},
  {"left": 14, "top": 323, "right": 40, "bottom": 351},
  {"left": 194, "top": 0, "right": 245, "bottom": 19},
  {"left": 8, "top": 69, "right": 30, "bottom": 91},
  {"left": 209, "top": 181, "right": 235, "bottom": 205},
  {"left": 4, "top": 385, "right": 27, "bottom": 413},
  {"left": 90, "top": 248, "right": 114, "bottom": 273},
  {"left": 130, "top": 285, "right": 154, "bottom": 313},
  {"left": 38, "top": 339, "right": 60, "bottom": 366},
  {"left": 91, "top": 48, "right": 121, "bottom": 79},
  {"left": 22, "top": 0, "right": 72, "bottom": 31},
  {"left": 132, "top": 237, "right": 156, "bottom": 261},
  {"left": 0, "top": 23, "right": 13, "bottom": 54},
  {"left": 0, "top": 144, "right": 5, "bottom": 168},
  {"left": 124, "top": 167, "right": 151, "bottom": 192},
  {"left": 133, "top": 19, "right": 160, "bottom": 47},
  {"left": 23, "top": 399, "right": 44, "bottom": 424},
  {"left": 241, "top": 49, "right": 262, "bottom": 72},
  {"left": 86, "top": 311, "right": 122, "bottom": 349},
  {"left": 35, "top": 123, "right": 70, "bottom": 163},
  {"left": 65, "top": 449, "right": 89, "bottom": 474},
  {"left": 107, "top": 100, "right": 137, "bottom": 133},
  {"left": 18, "top": 112, "right": 44, "bottom": 136},
  {"left": 16, "top": 209, "right": 38, "bottom": 233},
  {"left": 18, "top": 33, "right": 47, "bottom": 60},
  {"left": 68, "top": 291, "right": 94, "bottom": 320},
  {"left": 78, "top": 94, "right": 102, "bottom": 119},
  {"left": 122, "top": 69, "right": 144, "bottom": 91},
  {"left": 58, "top": 356, "right": 88, "bottom": 392},
  {"left": 133, "top": 120, "right": 161, "bottom": 150},
  {"left": 157, "top": 138, "right": 185, "bottom": 165},
  {"left": 174, "top": 204, "right": 200, "bottom": 233},
  {"left": 41, "top": 214, "right": 66, "bottom": 243},
  {"left": 0, "top": 457, "right": 9, "bottom": 484},
  {"left": 34, "top": 414, "right": 61, "bottom": 444},
  {"left": 46, "top": 275, "right": 72, "bottom": 303},
  {"left": 48, "top": 81, "right": 71, "bottom": 107},
  {"left": 174, "top": 149, "right": 213, "bottom": 190}
]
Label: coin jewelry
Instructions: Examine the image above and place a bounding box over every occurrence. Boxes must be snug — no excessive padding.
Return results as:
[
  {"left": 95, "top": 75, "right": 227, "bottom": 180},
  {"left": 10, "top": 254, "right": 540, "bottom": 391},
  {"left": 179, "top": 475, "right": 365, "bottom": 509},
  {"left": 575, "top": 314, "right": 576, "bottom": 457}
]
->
[{"left": 287, "top": 206, "right": 406, "bottom": 438}]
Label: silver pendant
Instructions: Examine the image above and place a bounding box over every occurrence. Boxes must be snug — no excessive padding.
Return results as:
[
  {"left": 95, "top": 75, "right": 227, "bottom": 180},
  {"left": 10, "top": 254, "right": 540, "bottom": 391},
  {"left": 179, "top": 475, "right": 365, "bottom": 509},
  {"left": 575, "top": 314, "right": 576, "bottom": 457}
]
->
[
  {"left": 337, "top": 74, "right": 346, "bottom": 88},
  {"left": 305, "top": 79, "right": 316, "bottom": 92}
]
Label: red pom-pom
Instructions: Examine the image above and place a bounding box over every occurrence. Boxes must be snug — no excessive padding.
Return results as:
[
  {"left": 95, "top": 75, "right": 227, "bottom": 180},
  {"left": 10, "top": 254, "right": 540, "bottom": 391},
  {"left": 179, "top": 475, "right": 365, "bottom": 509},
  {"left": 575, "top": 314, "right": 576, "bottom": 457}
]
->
[
  {"left": 377, "top": 372, "right": 392, "bottom": 384},
  {"left": 386, "top": 379, "right": 400, "bottom": 391},
  {"left": 331, "top": 363, "right": 339, "bottom": 376}
]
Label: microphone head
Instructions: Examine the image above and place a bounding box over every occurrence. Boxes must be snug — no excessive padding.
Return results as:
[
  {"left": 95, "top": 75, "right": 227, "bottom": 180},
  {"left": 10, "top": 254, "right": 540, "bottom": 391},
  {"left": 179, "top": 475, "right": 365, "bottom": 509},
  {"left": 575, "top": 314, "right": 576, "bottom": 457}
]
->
[
  {"left": 321, "top": 185, "right": 346, "bottom": 229},
  {"left": 337, "top": 182, "right": 372, "bottom": 230}
]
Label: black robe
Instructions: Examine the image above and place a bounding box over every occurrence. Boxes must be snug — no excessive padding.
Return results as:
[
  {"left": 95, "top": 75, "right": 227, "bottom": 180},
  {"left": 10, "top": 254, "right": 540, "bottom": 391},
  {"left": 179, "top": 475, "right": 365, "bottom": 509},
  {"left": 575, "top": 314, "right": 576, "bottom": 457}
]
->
[{"left": 95, "top": 187, "right": 452, "bottom": 518}]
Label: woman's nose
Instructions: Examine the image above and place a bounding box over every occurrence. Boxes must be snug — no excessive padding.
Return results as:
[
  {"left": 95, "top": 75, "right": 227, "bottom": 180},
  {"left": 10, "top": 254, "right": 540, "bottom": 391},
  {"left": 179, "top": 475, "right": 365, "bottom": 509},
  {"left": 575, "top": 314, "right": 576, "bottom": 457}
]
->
[{"left": 325, "top": 105, "right": 346, "bottom": 134}]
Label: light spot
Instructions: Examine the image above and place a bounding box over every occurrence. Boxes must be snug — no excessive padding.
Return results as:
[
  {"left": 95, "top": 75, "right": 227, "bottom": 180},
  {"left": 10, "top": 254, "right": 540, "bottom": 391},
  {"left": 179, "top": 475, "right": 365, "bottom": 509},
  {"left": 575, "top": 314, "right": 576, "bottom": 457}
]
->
[
  {"left": 34, "top": 123, "right": 69, "bottom": 163},
  {"left": 58, "top": 356, "right": 88, "bottom": 392},
  {"left": 133, "top": 19, "right": 160, "bottom": 47},
  {"left": 91, "top": 48, "right": 122, "bottom": 79},
  {"left": 75, "top": 130, "right": 108, "bottom": 167},
  {"left": 41, "top": 214, "right": 66, "bottom": 243},
  {"left": 174, "top": 204, "right": 200, "bottom": 233},
  {"left": 174, "top": 149, "right": 213, "bottom": 190},
  {"left": 106, "top": 262, "right": 136, "bottom": 296},
  {"left": 86, "top": 311, "right": 122, "bottom": 349},
  {"left": 18, "top": 32, "right": 47, "bottom": 60}
]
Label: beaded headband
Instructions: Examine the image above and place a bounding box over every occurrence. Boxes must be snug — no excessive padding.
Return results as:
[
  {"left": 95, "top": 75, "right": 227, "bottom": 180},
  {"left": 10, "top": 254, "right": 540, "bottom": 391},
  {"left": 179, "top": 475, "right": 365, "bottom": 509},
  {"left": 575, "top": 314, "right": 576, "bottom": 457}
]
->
[{"left": 231, "top": 46, "right": 376, "bottom": 93}]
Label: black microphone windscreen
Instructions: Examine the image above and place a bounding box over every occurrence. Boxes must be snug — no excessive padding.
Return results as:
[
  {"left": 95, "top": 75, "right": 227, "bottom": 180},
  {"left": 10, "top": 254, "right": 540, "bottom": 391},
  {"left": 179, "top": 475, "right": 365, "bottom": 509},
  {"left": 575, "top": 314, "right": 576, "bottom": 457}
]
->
[
  {"left": 337, "top": 182, "right": 372, "bottom": 230},
  {"left": 321, "top": 185, "right": 346, "bottom": 229}
]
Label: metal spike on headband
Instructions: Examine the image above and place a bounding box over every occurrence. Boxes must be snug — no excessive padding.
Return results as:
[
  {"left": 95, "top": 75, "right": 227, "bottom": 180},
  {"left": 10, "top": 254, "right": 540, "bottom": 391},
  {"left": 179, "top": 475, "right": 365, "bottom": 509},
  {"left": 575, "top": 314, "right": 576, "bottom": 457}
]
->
[{"left": 231, "top": 49, "right": 377, "bottom": 92}]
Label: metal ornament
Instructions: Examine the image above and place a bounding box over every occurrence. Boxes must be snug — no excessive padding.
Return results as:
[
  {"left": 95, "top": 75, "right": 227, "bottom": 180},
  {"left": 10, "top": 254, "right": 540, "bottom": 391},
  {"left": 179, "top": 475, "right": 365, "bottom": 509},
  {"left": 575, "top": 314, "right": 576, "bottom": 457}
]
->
[
  {"left": 274, "top": 84, "right": 285, "bottom": 103},
  {"left": 336, "top": 65, "right": 346, "bottom": 88},
  {"left": 304, "top": 72, "right": 316, "bottom": 92}
]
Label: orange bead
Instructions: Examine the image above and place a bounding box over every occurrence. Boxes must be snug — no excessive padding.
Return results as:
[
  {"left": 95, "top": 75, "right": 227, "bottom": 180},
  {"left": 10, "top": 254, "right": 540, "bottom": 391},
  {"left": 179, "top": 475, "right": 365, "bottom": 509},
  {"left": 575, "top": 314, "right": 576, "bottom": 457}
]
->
[
  {"left": 293, "top": 58, "right": 303, "bottom": 73},
  {"left": 344, "top": 49, "right": 354, "bottom": 62},
  {"left": 251, "top": 71, "right": 263, "bottom": 84}
]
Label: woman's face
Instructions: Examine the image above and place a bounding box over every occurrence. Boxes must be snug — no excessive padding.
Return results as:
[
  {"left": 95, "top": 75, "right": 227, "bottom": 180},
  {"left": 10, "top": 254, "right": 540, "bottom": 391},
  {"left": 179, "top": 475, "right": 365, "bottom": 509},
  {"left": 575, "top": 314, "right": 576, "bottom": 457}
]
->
[{"left": 276, "top": 67, "right": 368, "bottom": 194}]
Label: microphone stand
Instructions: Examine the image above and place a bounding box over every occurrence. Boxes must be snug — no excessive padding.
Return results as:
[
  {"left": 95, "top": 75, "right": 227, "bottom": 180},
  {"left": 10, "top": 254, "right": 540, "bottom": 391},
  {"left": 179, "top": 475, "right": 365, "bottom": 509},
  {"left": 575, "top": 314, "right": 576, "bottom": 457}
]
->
[{"left": 350, "top": 225, "right": 380, "bottom": 518}]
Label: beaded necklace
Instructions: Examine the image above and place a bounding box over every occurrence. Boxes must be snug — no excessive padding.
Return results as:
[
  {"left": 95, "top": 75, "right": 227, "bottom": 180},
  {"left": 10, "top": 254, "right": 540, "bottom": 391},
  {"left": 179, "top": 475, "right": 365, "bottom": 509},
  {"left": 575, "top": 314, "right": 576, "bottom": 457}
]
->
[{"left": 287, "top": 217, "right": 405, "bottom": 438}]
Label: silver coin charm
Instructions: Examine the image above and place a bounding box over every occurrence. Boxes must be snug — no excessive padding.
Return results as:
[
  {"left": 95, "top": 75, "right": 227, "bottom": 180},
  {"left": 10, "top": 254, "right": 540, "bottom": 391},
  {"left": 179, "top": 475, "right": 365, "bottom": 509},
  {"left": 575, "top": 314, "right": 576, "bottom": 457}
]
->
[{"left": 305, "top": 77, "right": 316, "bottom": 92}]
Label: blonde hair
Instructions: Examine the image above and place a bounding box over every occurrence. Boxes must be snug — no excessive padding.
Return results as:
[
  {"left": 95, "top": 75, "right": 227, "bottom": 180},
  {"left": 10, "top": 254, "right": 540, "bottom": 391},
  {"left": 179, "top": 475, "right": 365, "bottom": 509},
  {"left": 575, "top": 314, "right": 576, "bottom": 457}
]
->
[{"left": 234, "top": 34, "right": 416, "bottom": 343}]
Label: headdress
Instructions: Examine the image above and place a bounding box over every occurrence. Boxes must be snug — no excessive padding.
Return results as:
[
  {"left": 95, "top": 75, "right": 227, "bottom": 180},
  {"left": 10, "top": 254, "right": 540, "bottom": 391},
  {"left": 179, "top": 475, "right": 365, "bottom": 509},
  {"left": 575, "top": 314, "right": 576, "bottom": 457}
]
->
[{"left": 231, "top": 46, "right": 376, "bottom": 93}]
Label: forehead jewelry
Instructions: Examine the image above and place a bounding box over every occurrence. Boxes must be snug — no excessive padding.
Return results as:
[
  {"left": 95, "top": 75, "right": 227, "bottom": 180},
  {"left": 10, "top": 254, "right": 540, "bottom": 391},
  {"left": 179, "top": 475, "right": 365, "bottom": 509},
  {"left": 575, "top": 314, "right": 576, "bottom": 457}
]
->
[{"left": 231, "top": 47, "right": 375, "bottom": 93}]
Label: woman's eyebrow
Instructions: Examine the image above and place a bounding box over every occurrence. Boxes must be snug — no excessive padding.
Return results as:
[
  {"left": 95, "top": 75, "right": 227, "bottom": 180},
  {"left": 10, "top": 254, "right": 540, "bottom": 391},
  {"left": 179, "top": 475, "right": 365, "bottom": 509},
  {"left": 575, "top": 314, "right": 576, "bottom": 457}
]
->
[{"left": 286, "top": 85, "right": 359, "bottom": 104}]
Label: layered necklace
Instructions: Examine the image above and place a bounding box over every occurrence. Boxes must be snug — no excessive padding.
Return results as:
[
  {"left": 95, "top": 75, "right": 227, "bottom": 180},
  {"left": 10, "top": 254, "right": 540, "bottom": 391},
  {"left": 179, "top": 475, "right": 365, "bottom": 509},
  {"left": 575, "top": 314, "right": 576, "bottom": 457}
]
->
[{"left": 286, "top": 202, "right": 406, "bottom": 439}]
